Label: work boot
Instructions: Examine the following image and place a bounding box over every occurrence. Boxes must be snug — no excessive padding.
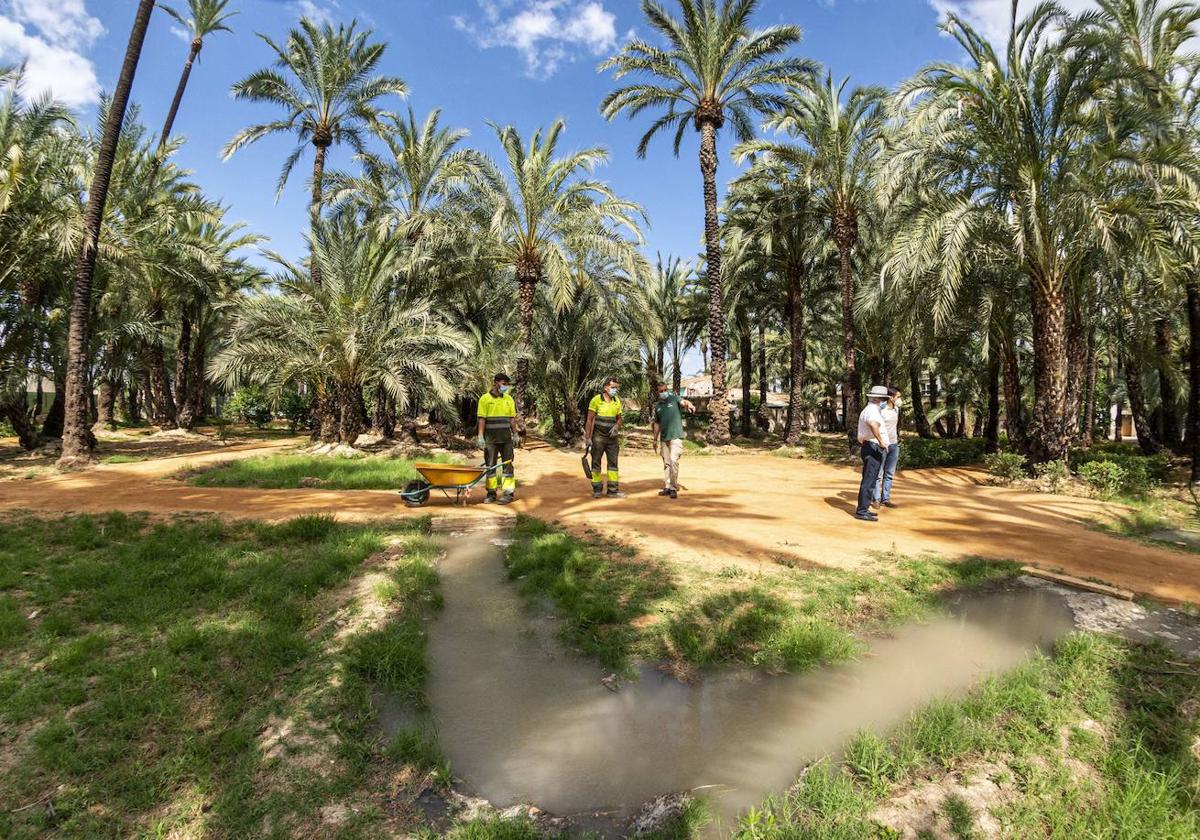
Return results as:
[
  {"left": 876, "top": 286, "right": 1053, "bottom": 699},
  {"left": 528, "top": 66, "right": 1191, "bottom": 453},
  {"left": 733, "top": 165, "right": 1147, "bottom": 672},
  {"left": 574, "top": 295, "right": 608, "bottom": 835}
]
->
[
  {"left": 668, "top": 489, "right": 678, "bottom": 499},
  {"left": 592, "top": 489, "right": 603, "bottom": 499},
  {"left": 854, "top": 512, "right": 878, "bottom": 522},
  {"left": 607, "top": 489, "right": 628, "bottom": 499},
  {"left": 498, "top": 493, "right": 514, "bottom": 505},
  {"left": 484, "top": 492, "right": 497, "bottom": 504},
  {"left": 658, "top": 488, "right": 670, "bottom": 496}
]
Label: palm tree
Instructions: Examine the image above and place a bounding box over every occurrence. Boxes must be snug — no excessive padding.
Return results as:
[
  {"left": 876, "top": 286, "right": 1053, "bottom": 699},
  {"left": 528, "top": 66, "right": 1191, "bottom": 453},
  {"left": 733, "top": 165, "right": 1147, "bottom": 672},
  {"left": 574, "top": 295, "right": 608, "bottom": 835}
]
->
[
  {"left": 744, "top": 74, "right": 886, "bottom": 448},
  {"left": 60, "top": 0, "right": 157, "bottom": 468},
  {"left": 471, "top": 119, "right": 646, "bottom": 428},
  {"left": 881, "top": 3, "right": 1189, "bottom": 462},
  {"left": 0, "top": 75, "right": 74, "bottom": 449},
  {"left": 210, "top": 220, "right": 468, "bottom": 443},
  {"left": 600, "top": 0, "right": 814, "bottom": 444},
  {"left": 222, "top": 17, "right": 406, "bottom": 262},
  {"left": 157, "top": 0, "right": 236, "bottom": 151},
  {"left": 326, "top": 107, "right": 484, "bottom": 250}
]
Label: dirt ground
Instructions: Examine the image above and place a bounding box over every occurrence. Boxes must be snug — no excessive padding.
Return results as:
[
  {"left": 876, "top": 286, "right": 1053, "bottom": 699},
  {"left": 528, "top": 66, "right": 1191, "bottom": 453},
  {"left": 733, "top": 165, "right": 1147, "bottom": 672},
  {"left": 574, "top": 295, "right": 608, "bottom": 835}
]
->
[{"left": 1, "top": 435, "right": 1197, "bottom": 605}]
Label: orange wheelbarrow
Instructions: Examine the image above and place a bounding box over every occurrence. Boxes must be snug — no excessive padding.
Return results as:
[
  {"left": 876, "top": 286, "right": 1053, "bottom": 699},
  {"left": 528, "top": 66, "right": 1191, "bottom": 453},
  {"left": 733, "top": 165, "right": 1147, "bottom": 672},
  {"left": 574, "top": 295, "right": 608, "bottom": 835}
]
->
[{"left": 399, "top": 460, "right": 513, "bottom": 507}]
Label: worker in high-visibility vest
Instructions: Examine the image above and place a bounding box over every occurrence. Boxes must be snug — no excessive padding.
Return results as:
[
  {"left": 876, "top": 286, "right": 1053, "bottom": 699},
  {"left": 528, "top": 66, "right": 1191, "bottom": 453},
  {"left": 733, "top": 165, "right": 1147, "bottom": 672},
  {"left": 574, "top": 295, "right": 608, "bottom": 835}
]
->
[
  {"left": 476, "top": 372, "right": 518, "bottom": 504},
  {"left": 585, "top": 376, "right": 625, "bottom": 498}
]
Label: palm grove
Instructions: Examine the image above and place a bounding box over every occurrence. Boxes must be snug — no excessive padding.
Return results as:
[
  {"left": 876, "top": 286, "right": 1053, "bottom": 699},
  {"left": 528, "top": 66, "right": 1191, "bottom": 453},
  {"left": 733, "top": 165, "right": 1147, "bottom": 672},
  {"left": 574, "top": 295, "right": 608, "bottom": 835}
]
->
[{"left": 2, "top": 0, "right": 1199, "bottom": 482}]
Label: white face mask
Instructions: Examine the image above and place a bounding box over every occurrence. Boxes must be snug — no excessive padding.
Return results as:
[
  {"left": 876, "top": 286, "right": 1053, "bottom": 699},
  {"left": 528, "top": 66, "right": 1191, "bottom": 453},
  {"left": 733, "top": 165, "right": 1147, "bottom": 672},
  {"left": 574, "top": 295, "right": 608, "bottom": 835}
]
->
[
  {"left": 498, "top": 384, "right": 511, "bottom": 394},
  {"left": 607, "top": 386, "right": 619, "bottom": 396}
]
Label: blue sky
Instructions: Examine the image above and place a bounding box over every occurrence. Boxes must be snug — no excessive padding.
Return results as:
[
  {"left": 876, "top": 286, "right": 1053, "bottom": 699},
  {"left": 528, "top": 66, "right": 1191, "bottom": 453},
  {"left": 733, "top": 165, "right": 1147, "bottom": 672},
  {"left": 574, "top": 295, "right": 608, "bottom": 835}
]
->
[{"left": 2, "top": 0, "right": 1084, "bottom": 374}]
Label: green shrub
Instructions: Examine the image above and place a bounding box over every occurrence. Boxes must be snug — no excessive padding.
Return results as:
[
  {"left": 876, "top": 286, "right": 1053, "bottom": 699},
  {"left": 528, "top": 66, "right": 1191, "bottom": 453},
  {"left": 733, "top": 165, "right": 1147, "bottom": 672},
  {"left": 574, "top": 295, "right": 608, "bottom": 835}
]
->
[
  {"left": 1035, "top": 459, "right": 1069, "bottom": 493},
  {"left": 897, "top": 437, "right": 988, "bottom": 469},
  {"left": 0, "top": 417, "right": 14, "bottom": 438},
  {"left": 1079, "top": 461, "right": 1124, "bottom": 499},
  {"left": 224, "top": 386, "right": 273, "bottom": 428},
  {"left": 1069, "top": 449, "right": 1167, "bottom": 495},
  {"left": 984, "top": 451, "right": 1028, "bottom": 483},
  {"left": 277, "top": 386, "right": 310, "bottom": 433}
]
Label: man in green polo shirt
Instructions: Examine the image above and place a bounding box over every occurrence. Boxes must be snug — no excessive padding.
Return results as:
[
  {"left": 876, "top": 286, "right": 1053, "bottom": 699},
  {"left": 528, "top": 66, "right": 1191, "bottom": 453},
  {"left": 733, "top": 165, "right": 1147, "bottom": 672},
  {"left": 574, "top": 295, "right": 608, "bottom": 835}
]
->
[{"left": 651, "top": 381, "right": 696, "bottom": 499}]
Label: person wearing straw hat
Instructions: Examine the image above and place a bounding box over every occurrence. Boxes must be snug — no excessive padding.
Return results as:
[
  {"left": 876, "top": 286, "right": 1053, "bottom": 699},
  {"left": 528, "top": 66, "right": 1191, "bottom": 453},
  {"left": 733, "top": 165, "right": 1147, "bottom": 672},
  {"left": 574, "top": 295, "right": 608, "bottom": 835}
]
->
[{"left": 855, "top": 385, "right": 892, "bottom": 521}]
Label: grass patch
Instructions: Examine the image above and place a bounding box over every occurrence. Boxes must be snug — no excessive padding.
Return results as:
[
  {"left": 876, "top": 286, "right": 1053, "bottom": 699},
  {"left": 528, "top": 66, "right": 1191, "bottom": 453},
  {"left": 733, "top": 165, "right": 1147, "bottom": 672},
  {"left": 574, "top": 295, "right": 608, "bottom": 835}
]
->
[
  {"left": 99, "top": 453, "right": 150, "bottom": 464},
  {"left": 187, "top": 452, "right": 462, "bottom": 490},
  {"left": 735, "top": 633, "right": 1200, "bottom": 838},
  {"left": 0, "top": 511, "right": 441, "bottom": 838},
  {"left": 505, "top": 517, "right": 1019, "bottom": 675}
]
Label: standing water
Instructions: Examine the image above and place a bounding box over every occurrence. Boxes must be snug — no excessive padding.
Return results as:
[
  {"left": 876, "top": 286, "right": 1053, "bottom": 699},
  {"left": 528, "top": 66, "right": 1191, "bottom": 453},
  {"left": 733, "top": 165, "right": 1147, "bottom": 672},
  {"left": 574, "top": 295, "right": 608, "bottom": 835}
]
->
[{"left": 394, "top": 529, "right": 1075, "bottom": 835}]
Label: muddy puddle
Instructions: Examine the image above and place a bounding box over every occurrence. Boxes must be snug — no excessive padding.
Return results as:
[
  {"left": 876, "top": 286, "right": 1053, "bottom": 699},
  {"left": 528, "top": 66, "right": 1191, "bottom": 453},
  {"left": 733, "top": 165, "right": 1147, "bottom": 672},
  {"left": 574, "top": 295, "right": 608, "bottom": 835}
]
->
[{"left": 380, "top": 529, "right": 1077, "bottom": 836}]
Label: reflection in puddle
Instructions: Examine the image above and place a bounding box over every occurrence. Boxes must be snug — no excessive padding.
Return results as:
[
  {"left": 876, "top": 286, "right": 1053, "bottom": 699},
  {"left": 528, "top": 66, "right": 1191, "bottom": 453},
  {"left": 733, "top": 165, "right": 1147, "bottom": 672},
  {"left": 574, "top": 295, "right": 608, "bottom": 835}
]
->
[{"left": 385, "top": 531, "right": 1075, "bottom": 836}]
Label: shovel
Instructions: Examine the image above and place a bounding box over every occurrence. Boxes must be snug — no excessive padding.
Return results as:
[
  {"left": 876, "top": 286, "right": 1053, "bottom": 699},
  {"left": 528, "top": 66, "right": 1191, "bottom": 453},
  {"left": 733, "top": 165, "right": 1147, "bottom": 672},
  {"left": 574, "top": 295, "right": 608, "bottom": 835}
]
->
[{"left": 580, "top": 442, "right": 593, "bottom": 481}]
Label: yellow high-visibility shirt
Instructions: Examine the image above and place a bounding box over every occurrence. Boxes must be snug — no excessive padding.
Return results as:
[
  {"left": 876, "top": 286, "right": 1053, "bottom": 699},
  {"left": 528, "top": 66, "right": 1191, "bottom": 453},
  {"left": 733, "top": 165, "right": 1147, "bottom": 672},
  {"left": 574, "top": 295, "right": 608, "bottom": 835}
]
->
[
  {"left": 588, "top": 393, "right": 623, "bottom": 434},
  {"left": 478, "top": 391, "right": 516, "bottom": 433}
]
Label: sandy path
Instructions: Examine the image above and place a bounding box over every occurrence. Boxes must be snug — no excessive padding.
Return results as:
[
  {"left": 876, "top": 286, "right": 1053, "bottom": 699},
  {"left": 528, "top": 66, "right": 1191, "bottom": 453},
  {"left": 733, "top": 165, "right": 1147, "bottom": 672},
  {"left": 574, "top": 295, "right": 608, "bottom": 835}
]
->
[{"left": 1, "top": 437, "right": 1196, "bottom": 605}]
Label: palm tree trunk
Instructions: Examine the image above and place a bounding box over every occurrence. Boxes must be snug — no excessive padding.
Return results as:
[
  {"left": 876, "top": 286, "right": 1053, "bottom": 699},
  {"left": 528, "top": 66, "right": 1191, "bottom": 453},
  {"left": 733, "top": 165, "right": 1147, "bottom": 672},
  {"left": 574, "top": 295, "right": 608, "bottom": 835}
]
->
[
  {"left": 309, "top": 139, "right": 329, "bottom": 286},
  {"left": 1064, "top": 305, "right": 1087, "bottom": 444},
  {"left": 1083, "top": 328, "right": 1097, "bottom": 448},
  {"left": 1027, "top": 280, "right": 1071, "bottom": 462},
  {"left": 756, "top": 320, "right": 769, "bottom": 432},
  {"left": 671, "top": 340, "right": 683, "bottom": 393},
  {"left": 833, "top": 222, "right": 859, "bottom": 450},
  {"left": 909, "top": 364, "right": 932, "bottom": 439},
  {"left": 784, "top": 271, "right": 807, "bottom": 444},
  {"left": 1186, "top": 281, "right": 1200, "bottom": 482},
  {"left": 1154, "top": 318, "right": 1181, "bottom": 451},
  {"left": 1122, "top": 350, "right": 1161, "bottom": 455},
  {"left": 737, "top": 310, "right": 752, "bottom": 437},
  {"left": 1001, "top": 340, "right": 1025, "bottom": 450},
  {"left": 985, "top": 353, "right": 1001, "bottom": 453},
  {"left": 159, "top": 40, "right": 201, "bottom": 150},
  {"left": 174, "top": 309, "right": 193, "bottom": 428},
  {"left": 1, "top": 389, "right": 40, "bottom": 450},
  {"left": 644, "top": 349, "right": 658, "bottom": 424},
  {"left": 60, "top": 0, "right": 156, "bottom": 467},
  {"left": 698, "top": 118, "right": 730, "bottom": 445},
  {"left": 515, "top": 266, "right": 538, "bottom": 430}
]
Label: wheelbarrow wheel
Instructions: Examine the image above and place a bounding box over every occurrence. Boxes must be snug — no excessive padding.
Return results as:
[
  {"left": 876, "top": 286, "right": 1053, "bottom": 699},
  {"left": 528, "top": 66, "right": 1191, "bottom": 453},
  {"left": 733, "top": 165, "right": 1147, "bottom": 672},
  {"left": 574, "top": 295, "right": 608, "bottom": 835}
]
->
[{"left": 401, "top": 479, "right": 430, "bottom": 507}]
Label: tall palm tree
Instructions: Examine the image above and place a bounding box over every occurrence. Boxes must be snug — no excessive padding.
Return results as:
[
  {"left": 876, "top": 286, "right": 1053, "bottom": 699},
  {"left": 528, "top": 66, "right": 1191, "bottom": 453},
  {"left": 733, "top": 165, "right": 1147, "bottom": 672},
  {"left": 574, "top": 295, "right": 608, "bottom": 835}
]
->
[
  {"left": 471, "top": 119, "right": 646, "bottom": 427},
  {"left": 881, "top": 2, "right": 1189, "bottom": 462},
  {"left": 222, "top": 17, "right": 406, "bottom": 263},
  {"left": 211, "top": 220, "right": 468, "bottom": 443},
  {"left": 744, "top": 74, "right": 886, "bottom": 448},
  {"left": 600, "top": 0, "right": 814, "bottom": 444},
  {"left": 325, "top": 107, "right": 484, "bottom": 252},
  {"left": 60, "top": 0, "right": 157, "bottom": 468},
  {"left": 726, "top": 156, "right": 829, "bottom": 443},
  {"left": 158, "top": 0, "right": 236, "bottom": 151}
]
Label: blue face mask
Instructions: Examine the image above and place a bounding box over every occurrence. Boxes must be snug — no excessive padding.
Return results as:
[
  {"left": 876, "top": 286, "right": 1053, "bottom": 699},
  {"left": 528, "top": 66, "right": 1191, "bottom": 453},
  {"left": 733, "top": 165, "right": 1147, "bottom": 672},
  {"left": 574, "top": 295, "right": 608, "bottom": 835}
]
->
[
  {"left": 499, "top": 385, "right": 511, "bottom": 394},
  {"left": 658, "top": 391, "right": 670, "bottom": 401},
  {"left": 607, "top": 387, "right": 619, "bottom": 396}
]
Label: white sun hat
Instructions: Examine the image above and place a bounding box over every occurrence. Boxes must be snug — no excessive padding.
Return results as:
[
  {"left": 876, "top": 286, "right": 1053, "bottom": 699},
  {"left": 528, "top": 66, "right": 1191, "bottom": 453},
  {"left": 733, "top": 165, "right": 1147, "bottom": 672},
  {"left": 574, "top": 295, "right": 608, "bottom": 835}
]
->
[{"left": 867, "top": 385, "right": 890, "bottom": 400}]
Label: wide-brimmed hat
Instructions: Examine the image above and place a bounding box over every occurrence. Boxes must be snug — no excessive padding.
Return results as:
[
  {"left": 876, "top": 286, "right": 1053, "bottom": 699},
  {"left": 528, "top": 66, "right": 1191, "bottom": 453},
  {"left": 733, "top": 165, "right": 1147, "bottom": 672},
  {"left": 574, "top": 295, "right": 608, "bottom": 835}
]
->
[{"left": 867, "top": 385, "right": 890, "bottom": 400}]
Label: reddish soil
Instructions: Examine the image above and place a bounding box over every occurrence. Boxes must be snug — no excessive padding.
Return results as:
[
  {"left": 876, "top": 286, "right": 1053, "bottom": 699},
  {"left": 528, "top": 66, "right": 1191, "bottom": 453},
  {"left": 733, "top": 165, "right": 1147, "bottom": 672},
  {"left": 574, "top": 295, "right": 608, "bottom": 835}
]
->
[{"left": 1, "top": 436, "right": 1196, "bottom": 605}]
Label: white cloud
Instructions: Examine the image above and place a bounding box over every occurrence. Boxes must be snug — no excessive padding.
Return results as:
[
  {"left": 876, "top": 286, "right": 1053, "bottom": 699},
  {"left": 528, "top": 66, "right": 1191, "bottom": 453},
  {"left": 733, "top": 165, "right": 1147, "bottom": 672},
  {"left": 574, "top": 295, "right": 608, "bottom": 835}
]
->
[
  {"left": 293, "top": 0, "right": 339, "bottom": 27},
  {"left": 929, "top": 0, "right": 1098, "bottom": 45},
  {"left": 0, "top": 0, "right": 103, "bottom": 107},
  {"left": 453, "top": 0, "right": 620, "bottom": 78}
]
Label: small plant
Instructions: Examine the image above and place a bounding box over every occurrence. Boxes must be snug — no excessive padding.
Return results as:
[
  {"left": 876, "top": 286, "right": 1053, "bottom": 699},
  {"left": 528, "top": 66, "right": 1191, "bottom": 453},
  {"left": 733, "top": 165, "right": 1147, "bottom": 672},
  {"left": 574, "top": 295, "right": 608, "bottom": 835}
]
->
[
  {"left": 277, "top": 386, "right": 311, "bottom": 433},
  {"left": 942, "top": 793, "right": 976, "bottom": 839},
  {"left": 1035, "top": 459, "right": 1069, "bottom": 494},
  {"left": 1079, "top": 460, "right": 1124, "bottom": 500},
  {"left": 984, "top": 451, "right": 1028, "bottom": 484},
  {"left": 224, "top": 386, "right": 274, "bottom": 428}
]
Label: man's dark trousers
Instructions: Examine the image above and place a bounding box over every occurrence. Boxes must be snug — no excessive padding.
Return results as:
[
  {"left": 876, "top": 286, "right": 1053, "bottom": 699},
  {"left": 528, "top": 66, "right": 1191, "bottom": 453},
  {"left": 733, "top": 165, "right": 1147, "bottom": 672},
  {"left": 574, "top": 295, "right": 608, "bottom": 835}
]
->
[{"left": 857, "top": 441, "right": 885, "bottom": 516}]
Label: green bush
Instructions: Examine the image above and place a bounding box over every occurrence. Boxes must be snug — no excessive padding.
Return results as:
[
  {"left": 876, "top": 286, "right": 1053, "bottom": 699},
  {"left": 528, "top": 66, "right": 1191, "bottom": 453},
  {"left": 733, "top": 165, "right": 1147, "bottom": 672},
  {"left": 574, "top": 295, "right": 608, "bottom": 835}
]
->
[
  {"left": 1079, "top": 461, "right": 1124, "bottom": 499},
  {"left": 0, "top": 417, "right": 14, "bottom": 438},
  {"left": 1069, "top": 449, "right": 1167, "bottom": 495},
  {"left": 984, "top": 451, "right": 1028, "bottom": 483},
  {"left": 224, "top": 386, "right": 273, "bottom": 428},
  {"left": 277, "top": 386, "right": 310, "bottom": 433},
  {"left": 896, "top": 437, "right": 988, "bottom": 469},
  {"left": 1035, "top": 459, "right": 1069, "bottom": 493}
]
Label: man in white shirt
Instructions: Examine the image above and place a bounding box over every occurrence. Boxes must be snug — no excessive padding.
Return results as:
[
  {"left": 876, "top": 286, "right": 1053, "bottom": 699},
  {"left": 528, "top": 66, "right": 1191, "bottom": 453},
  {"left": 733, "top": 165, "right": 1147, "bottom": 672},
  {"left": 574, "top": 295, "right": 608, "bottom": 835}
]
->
[
  {"left": 855, "top": 385, "right": 892, "bottom": 521},
  {"left": 873, "top": 387, "right": 902, "bottom": 509}
]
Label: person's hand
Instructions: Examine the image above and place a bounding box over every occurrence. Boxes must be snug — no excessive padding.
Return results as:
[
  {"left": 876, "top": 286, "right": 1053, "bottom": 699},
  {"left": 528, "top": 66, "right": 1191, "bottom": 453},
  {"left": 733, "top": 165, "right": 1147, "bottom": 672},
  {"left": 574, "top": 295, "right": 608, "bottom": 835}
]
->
[{"left": 476, "top": 434, "right": 485, "bottom": 449}]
